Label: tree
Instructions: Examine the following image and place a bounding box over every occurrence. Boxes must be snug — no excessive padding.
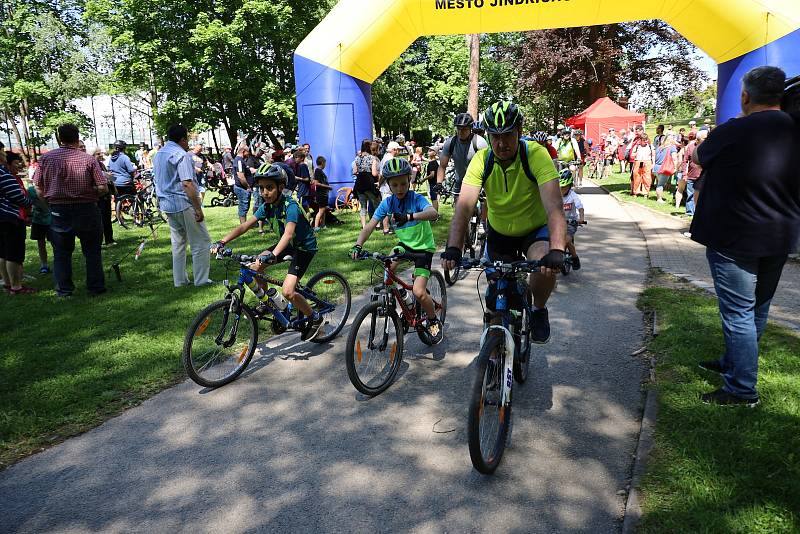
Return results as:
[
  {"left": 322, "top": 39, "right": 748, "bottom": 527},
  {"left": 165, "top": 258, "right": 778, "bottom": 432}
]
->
[
  {"left": 85, "top": 0, "right": 334, "bottom": 147},
  {"left": 506, "top": 21, "right": 708, "bottom": 128},
  {"left": 1, "top": 0, "right": 96, "bottom": 159}
]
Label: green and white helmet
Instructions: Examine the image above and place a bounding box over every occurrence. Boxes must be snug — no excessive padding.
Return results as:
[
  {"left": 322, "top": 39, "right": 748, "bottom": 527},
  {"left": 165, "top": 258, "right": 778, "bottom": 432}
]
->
[
  {"left": 483, "top": 101, "right": 523, "bottom": 134},
  {"left": 382, "top": 157, "right": 412, "bottom": 179}
]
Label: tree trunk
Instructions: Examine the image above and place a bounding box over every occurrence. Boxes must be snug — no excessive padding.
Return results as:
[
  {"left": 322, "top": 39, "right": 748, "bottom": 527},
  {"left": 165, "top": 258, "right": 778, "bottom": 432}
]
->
[
  {"left": 4, "top": 107, "right": 29, "bottom": 166},
  {"left": 468, "top": 34, "right": 480, "bottom": 119}
]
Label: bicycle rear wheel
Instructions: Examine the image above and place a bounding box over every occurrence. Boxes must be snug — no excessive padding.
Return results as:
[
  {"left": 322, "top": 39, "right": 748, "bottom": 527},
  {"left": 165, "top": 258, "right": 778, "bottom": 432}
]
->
[
  {"left": 182, "top": 299, "right": 258, "bottom": 388},
  {"left": 468, "top": 332, "right": 511, "bottom": 474},
  {"left": 345, "top": 301, "right": 403, "bottom": 396},
  {"left": 305, "top": 270, "right": 351, "bottom": 343}
]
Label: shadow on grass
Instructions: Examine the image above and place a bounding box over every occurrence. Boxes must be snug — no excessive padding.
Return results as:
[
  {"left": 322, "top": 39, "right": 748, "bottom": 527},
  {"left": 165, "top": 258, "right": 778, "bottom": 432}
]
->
[{"left": 637, "top": 285, "right": 800, "bottom": 533}]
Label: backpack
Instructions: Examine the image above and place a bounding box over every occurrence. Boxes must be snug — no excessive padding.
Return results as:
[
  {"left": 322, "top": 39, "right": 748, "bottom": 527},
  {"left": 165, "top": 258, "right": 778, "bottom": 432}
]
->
[
  {"left": 444, "top": 134, "right": 480, "bottom": 159},
  {"left": 480, "top": 140, "right": 538, "bottom": 187}
]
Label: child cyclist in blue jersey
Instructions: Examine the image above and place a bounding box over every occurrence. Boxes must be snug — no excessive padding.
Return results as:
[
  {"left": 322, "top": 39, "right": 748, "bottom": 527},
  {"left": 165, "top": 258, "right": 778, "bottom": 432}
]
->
[
  {"left": 351, "top": 158, "right": 443, "bottom": 342},
  {"left": 212, "top": 164, "right": 324, "bottom": 341}
]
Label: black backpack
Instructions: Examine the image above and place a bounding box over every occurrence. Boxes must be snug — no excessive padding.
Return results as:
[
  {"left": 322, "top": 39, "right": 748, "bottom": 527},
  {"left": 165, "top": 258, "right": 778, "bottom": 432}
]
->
[{"left": 480, "top": 140, "right": 538, "bottom": 187}]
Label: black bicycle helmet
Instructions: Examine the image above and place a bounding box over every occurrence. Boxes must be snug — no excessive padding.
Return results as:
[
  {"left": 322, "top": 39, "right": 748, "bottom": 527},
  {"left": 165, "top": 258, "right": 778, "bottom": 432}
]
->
[
  {"left": 382, "top": 157, "right": 412, "bottom": 179},
  {"left": 454, "top": 113, "right": 474, "bottom": 128},
  {"left": 113, "top": 139, "right": 127, "bottom": 150},
  {"left": 483, "top": 101, "right": 523, "bottom": 134},
  {"left": 254, "top": 163, "right": 287, "bottom": 185},
  {"left": 532, "top": 131, "right": 549, "bottom": 143}
]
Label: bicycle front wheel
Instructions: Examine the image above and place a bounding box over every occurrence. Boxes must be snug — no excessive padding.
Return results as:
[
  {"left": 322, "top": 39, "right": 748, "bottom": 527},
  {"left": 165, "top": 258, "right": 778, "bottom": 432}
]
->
[
  {"left": 444, "top": 264, "right": 461, "bottom": 286},
  {"left": 182, "top": 299, "right": 259, "bottom": 388},
  {"left": 345, "top": 301, "right": 403, "bottom": 396},
  {"left": 306, "top": 270, "right": 351, "bottom": 343},
  {"left": 468, "top": 332, "right": 511, "bottom": 474}
]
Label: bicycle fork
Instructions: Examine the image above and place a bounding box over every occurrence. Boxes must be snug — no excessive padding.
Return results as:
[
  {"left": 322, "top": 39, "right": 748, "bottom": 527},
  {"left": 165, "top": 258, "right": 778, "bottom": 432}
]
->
[
  {"left": 368, "top": 299, "right": 392, "bottom": 351},
  {"left": 480, "top": 325, "right": 516, "bottom": 408}
]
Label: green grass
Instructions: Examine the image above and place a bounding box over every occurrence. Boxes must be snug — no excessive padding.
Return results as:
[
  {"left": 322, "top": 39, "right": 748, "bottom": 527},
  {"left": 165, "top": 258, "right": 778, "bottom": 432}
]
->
[
  {"left": 595, "top": 169, "right": 691, "bottom": 218},
  {"left": 0, "top": 192, "right": 453, "bottom": 468},
  {"left": 638, "top": 276, "right": 800, "bottom": 533}
]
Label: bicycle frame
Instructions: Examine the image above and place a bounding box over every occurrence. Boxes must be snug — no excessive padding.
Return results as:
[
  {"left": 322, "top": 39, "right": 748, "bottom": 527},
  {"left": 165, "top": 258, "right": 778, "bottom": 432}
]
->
[
  {"left": 376, "top": 259, "right": 425, "bottom": 329},
  {"left": 228, "top": 264, "right": 334, "bottom": 329}
]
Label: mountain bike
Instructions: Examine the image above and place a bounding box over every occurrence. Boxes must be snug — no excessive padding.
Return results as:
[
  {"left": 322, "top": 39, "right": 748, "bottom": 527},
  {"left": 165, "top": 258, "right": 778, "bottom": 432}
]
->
[
  {"left": 444, "top": 190, "right": 487, "bottom": 286},
  {"left": 458, "top": 257, "right": 541, "bottom": 474},
  {"left": 182, "top": 249, "right": 351, "bottom": 388},
  {"left": 345, "top": 249, "right": 447, "bottom": 396}
]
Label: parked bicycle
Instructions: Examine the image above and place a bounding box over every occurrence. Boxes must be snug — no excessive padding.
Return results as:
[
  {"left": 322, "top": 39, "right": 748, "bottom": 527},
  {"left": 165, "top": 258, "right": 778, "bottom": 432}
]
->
[
  {"left": 345, "top": 249, "right": 447, "bottom": 396},
  {"left": 114, "top": 171, "right": 166, "bottom": 228},
  {"left": 458, "top": 257, "right": 542, "bottom": 474},
  {"left": 182, "top": 248, "right": 351, "bottom": 388}
]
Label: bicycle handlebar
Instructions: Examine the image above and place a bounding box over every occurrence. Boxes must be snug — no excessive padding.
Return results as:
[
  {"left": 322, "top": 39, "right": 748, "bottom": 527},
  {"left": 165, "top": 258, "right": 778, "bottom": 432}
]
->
[
  {"left": 354, "top": 250, "right": 404, "bottom": 263},
  {"left": 214, "top": 247, "right": 292, "bottom": 265},
  {"left": 458, "top": 257, "right": 543, "bottom": 273}
]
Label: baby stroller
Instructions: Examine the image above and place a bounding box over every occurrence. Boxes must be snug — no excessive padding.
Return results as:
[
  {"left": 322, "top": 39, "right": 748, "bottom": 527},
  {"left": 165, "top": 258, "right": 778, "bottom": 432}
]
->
[{"left": 208, "top": 168, "right": 237, "bottom": 207}]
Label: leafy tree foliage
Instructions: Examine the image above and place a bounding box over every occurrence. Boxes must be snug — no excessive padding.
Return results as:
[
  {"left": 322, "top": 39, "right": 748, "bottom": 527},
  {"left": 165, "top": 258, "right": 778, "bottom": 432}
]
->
[
  {"left": 1, "top": 0, "right": 97, "bottom": 158},
  {"left": 85, "top": 0, "right": 333, "bottom": 147}
]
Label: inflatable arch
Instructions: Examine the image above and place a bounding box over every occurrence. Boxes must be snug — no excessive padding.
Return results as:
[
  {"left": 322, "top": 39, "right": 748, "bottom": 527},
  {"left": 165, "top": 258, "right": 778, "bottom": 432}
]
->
[{"left": 294, "top": 0, "right": 800, "bottom": 186}]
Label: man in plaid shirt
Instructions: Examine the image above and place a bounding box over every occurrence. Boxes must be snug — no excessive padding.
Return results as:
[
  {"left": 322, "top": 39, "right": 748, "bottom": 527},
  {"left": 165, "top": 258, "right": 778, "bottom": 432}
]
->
[{"left": 33, "top": 123, "right": 108, "bottom": 297}]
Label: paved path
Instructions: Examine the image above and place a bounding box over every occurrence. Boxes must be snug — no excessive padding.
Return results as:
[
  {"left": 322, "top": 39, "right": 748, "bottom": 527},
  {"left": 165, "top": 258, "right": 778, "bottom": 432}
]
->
[
  {"left": 1, "top": 186, "right": 648, "bottom": 534},
  {"left": 600, "top": 185, "right": 800, "bottom": 333}
]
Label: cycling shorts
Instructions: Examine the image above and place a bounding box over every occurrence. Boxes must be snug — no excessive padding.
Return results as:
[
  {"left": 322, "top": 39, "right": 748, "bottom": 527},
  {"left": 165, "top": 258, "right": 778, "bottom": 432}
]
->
[
  {"left": 566, "top": 219, "right": 580, "bottom": 237},
  {"left": 485, "top": 222, "right": 549, "bottom": 262},
  {"left": 397, "top": 243, "right": 433, "bottom": 278},
  {"left": 269, "top": 246, "right": 315, "bottom": 279}
]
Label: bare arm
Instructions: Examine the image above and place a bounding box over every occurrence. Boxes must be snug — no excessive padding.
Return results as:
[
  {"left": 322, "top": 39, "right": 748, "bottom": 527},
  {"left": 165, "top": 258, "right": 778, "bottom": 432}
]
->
[
  {"left": 237, "top": 171, "right": 249, "bottom": 189},
  {"left": 442, "top": 183, "right": 480, "bottom": 269},
  {"left": 371, "top": 158, "right": 379, "bottom": 177},
  {"left": 436, "top": 153, "right": 450, "bottom": 185},
  {"left": 355, "top": 217, "right": 380, "bottom": 247},
  {"left": 413, "top": 206, "right": 438, "bottom": 221},
  {"left": 540, "top": 179, "right": 567, "bottom": 254}
]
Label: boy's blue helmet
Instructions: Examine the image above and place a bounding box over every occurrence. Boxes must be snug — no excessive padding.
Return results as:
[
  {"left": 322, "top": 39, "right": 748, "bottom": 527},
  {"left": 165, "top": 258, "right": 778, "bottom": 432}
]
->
[
  {"left": 254, "top": 163, "right": 287, "bottom": 185},
  {"left": 382, "top": 157, "right": 412, "bottom": 179}
]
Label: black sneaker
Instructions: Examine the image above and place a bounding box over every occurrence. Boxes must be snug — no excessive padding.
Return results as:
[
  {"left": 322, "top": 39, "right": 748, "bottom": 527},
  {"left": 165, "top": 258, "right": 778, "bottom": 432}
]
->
[
  {"left": 572, "top": 256, "right": 581, "bottom": 271},
  {"left": 700, "top": 388, "right": 759, "bottom": 408},
  {"left": 301, "top": 313, "right": 325, "bottom": 341},
  {"left": 531, "top": 308, "right": 551, "bottom": 344},
  {"left": 425, "top": 317, "right": 444, "bottom": 344},
  {"left": 698, "top": 359, "right": 725, "bottom": 375}
]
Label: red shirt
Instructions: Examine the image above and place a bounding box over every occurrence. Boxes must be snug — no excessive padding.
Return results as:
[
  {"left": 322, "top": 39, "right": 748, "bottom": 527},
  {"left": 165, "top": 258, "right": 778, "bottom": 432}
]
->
[{"left": 33, "top": 147, "right": 107, "bottom": 204}]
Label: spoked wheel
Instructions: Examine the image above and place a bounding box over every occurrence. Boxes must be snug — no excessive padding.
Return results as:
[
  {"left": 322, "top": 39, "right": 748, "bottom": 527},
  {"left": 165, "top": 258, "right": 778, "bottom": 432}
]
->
[
  {"left": 561, "top": 254, "right": 573, "bottom": 276},
  {"left": 115, "top": 198, "right": 132, "bottom": 228},
  {"left": 305, "top": 270, "right": 351, "bottom": 343},
  {"left": 417, "top": 270, "right": 447, "bottom": 346},
  {"left": 182, "top": 299, "right": 259, "bottom": 388},
  {"left": 468, "top": 333, "right": 511, "bottom": 474},
  {"left": 513, "top": 288, "right": 532, "bottom": 383},
  {"left": 345, "top": 301, "right": 404, "bottom": 396}
]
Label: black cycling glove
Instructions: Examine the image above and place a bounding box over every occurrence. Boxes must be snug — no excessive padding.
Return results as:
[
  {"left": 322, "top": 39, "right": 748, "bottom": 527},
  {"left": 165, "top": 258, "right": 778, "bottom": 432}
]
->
[
  {"left": 431, "top": 183, "right": 445, "bottom": 195},
  {"left": 350, "top": 244, "right": 363, "bottom": 259},
  {"left": 540, "top": 249, "right": 565, "bottom": 270},
  {"left": 258, "top": 251, "right": 275, "bottom": 265},
  {"left": 440, "top": 246, "right": 463, "bottom": 263},
  {"left": 393, "top": 212, "right": 412, "bottom": 226}
]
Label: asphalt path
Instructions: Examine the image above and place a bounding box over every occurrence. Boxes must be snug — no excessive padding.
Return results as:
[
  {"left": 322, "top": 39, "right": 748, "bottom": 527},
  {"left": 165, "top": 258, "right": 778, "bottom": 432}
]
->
[{"left": 1, "top": 185, "right": 648, "bottom": 533}]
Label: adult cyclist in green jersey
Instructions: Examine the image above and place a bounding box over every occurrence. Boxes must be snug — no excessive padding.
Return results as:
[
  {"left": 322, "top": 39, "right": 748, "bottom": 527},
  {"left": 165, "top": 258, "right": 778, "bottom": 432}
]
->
[{"left": 441, "top": 101, "right": 567, "bottom": 343}]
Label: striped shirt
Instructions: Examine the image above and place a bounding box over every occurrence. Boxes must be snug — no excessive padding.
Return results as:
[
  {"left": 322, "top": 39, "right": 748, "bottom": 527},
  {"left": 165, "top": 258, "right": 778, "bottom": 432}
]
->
[
  {"left": 33, "top": 146, "right": 107, "bottom": 204},
  {"left": 0, "top": 164, "right": 32, "bottom": 222}
]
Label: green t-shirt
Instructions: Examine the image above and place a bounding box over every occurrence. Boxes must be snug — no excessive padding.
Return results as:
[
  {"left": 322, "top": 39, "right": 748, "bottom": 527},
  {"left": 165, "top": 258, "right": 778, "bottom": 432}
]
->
[
  {"left": 372, "top": 191, "right": 435, "bottom": 252},
  {"left": 27, "top": 186, "right": 51, "bottom": 226},
  {"left": 463, "top": 140, "right": 558, "bottom": 237}
]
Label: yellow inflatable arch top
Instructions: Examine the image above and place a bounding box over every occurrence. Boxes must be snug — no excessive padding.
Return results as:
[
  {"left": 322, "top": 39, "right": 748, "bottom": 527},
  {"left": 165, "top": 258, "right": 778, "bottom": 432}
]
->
[{"left": 294, "top": 0, "right": 800, "bottom": 186}]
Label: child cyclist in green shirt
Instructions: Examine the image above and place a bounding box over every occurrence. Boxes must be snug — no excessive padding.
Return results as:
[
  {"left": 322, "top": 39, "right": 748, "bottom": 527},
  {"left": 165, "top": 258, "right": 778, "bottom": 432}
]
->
[
  {"left": 212, "top": 164, "right": 324, "bottom": 341},
  {"left": 350, "top": 158, "right": 443, "bottom": 342}
]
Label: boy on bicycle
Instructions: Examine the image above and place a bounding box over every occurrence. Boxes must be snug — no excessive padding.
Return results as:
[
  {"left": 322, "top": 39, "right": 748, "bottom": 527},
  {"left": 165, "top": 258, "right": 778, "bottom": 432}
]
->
[
  {"left": 212, "top": 164, "right": 324, "bottom": 341},
  {"left": 559, "top": 169, "right": 585, "bottom": 270},
  {"left": 350, "top": 158, "right": 443, "bottom": 342}
]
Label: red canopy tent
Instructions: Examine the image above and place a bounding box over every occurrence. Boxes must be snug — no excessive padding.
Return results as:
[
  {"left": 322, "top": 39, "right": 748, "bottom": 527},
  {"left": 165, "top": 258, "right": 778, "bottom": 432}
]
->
[{"left": 565, "top": 97, "right": 646, "bottom": 145}]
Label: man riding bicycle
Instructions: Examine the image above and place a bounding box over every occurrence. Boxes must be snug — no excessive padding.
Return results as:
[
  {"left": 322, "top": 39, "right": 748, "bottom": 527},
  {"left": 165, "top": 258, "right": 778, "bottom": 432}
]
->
[
  {"left": 435, "top": 113, "right": 488, "bottom": 195},
  {"left": 441, "top": 101, "right": 567, "bottom": 343}
]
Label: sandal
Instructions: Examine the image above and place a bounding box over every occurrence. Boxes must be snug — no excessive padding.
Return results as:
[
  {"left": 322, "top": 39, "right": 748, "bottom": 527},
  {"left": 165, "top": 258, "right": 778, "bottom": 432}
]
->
[{"left": 9, "top": 286, "right": 38, "bottom": 295}]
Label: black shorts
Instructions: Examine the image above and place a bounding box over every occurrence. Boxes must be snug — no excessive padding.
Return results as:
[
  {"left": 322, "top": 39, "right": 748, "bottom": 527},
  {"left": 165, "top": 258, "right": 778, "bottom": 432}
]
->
[
  {"left": 0, "top": 219, "right": 27, "bottom": 264},
  {"left": 397, "top": 243, "right": 433, "bottom": 277},
  {"left": 30, "top": 223, "right": 51, "bottom": 241},
  {"left": 485, "top": 222, "right": 550, "bottom": 262},
  {"left": 271, "top": 247, "right": 315, "bottom": 279}
]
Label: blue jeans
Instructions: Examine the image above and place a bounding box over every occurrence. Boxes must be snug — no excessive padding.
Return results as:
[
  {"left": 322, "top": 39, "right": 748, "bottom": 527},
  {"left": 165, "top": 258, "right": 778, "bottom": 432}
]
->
[
  {"left": 706, "top": 248, "right": 787, "bottom": 398},
  {"left": 49, "top": 202, "right": 105, "bottom": 296},
  {"left": 685, "top": 180, "right": 696, "bottom": 215},
  {"left": 233, "top": 185, "right": 251, "bottom": 218}
]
